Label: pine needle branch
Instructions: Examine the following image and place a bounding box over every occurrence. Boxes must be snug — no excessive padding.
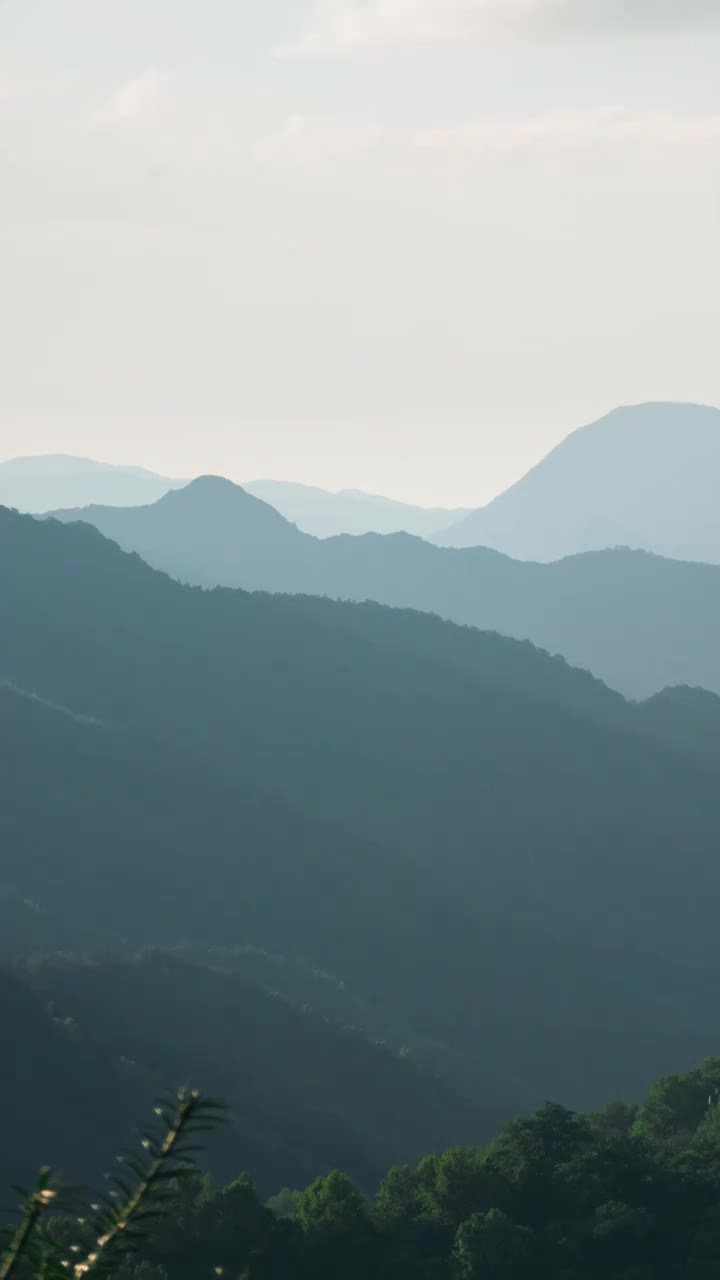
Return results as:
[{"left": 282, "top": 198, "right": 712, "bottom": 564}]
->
[
  {"left": 67, "top": 1091, "right": 224, "bottom": 1279},
  {"left": 0, "top": 1091, "right": 225, "bottom": 1280},
  {"left": 0, "top": 1172, "right": 58, "bottom": 1280}
]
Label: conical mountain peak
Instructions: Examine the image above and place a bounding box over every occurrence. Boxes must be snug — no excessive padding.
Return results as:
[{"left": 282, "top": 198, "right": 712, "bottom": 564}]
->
[
  {"left": 159, "top": 474, "right": 297, "bottom": 526},
  {"left": 167, "top": 474, "right": 252, "bottom": 502}
]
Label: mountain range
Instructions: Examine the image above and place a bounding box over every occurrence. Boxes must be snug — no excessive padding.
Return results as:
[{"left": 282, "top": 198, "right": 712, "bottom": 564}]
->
[
  {"left": 435, "top": 402, "right": 720, "bottom": 560},
  {"left": 4, "top": 503, "right": 720, "bottom": 1138},
  {"left": 0, "top": 453, "right": 188, "bottom": 512},
  {"left": 47, "top": 472, "right": 720, "bottom": 699},
  {"left": 244, "top": 479, "right": 469, "bottom": 538},
  {"left": 11, "top": 403, "right": 720, "bottom": 558},
  {"left": 0, "top": 453, "right": 466, "bottom": 538},
  {"left": 7, "top": 401, "right": 720, "bottom": 1194}
]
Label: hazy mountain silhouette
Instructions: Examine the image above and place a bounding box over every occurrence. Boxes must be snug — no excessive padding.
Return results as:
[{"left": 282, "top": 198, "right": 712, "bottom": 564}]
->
[
  {"left": 4, "top": 505, "right": 720, "bottom": 1119},
  {"left": 634, "top": 684, "right": 720, "bottom": 768},
  {"left": 49, "top": 476, "right": 301, "bottom": 588},
  {"left": 244, "top": 478, "right": 469, "bottom": 538},
  {"left": 2, "top": 454, "right": 465, "bottom": 537},
  {"left": 0, "top": 453, "right": 187, "bottom": 513},
  {"left": 48, "top": 475, "right": 720, "bottom": 698},
  {"left": 434, "top": 403, "right": 720, "bottom": 561}
]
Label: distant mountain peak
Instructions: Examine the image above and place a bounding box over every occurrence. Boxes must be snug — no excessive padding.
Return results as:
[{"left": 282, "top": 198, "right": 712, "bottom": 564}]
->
[
  {"left": 608, "top": 399, "right": 718, "bottom": 416},
  {"left": 159, "top": 475, "right": 298, "bottom": 528},
  {"left": 183, "top": 473, "right": 241, "bottom": 490},
  {"left": 167, "top": 474, "right": 251, "bottom": 501},
  {"left": 570, "top": 401, "right": 720, "bottom": 445},
  {"left": 434, "top": 401, "right": 720, "bottom": 560}
]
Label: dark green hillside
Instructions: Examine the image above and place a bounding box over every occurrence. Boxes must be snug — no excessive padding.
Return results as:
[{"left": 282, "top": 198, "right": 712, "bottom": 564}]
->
[
  {"left": 0, "top": 682, "right": 459, "bottom": 999},
  {"left": 5, "top": 951, "right": 483, "bottom": 1196},
  {"left": 3, "top": 505, "right": 720, "bottom": 1120},
  {"left": 634, "top": 685, "right": 720, "bottom": 766},
  {"left": 10, "top": 1057, "right": 720, "bottom": 1279},
  {"left": 0, "top": 966, "right": 149, "bottom": 1194},
  {"left": 4, "top": 680, "right": 719, "bottom": 1129}
]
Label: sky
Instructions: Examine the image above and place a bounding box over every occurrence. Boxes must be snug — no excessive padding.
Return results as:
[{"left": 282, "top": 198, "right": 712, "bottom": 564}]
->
[{"left": 1, "top": 0, "right": 719, "bottom": 506}]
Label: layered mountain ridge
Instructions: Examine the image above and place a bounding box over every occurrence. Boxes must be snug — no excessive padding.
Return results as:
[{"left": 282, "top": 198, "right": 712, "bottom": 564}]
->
[{"left": 47, "top": 471, "right": 720, "bottom": 698}]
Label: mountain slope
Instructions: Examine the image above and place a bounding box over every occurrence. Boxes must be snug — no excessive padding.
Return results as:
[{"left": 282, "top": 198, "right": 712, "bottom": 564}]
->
[
  {"left": 0, "top": 964, "right": 151, "bottom": 1194},
  {"left": 244, "top": 478, "right": 469, "bottom": 538},
  {"left": 48, "top": 475, "right": 720, "bottom": 698},
  {"left": 0, "top": 679, "right": 478, "bottom": 1027},
  {"left": 0, "top": 453, "right": 187, "bottom": 513},
  {"left": 4, "top": 506, "right": 720, "bottom": 1117},
  {"left": 49, "top": 477, "right": 301, "bottom": 588},
  {"left": 3, "top": 670, "right": 720, "bottom": 1132},
  {"left": 1, "top": 944, "right": 485, "bottom": 1196},
  {"left": 434, "top": 403, "right": 720, "bottom": 560},
  {"left": 0, "top": 685, "right": 490, "bottom": 1189}
]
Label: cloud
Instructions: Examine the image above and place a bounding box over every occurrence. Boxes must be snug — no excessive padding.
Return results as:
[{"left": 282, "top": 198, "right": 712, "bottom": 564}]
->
[
  {"left": 284, "top": 0, "right": 720, "bottom": 56},
  {"left": 254, "top": 115, "right": 386, "bottom": 168},
  {"left": 95, "top": 70, "right": 172, "bottom": 128},
  {"left": 248, "top": 109, "right": 720, "bottom": 175},
  {"left": 416, "top": 110, "right": 720, "bottom": 151}
]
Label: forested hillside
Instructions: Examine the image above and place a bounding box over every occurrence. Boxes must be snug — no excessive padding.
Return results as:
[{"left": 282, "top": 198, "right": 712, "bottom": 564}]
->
[
  {"left": 1, "top": 950, "right": 483, "bottom": 1198},
  {"left": 3, "top": 505, "right": 720, "bottom": 1130},
  {"left": 8, "top": 1058, "right": 720, "bottom": 1279}
]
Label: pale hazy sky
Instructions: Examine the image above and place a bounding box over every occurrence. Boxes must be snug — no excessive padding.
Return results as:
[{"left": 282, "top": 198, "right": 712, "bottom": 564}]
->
[{"left": 1, "top": 0, "right": 719, "bottom": 505}]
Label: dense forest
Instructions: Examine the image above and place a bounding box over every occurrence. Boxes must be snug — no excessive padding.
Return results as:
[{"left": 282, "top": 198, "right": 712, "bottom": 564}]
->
[{"left": 7, "top": 1059, "right": 720, "bottom": 1279}]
